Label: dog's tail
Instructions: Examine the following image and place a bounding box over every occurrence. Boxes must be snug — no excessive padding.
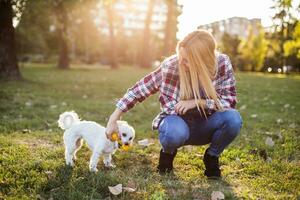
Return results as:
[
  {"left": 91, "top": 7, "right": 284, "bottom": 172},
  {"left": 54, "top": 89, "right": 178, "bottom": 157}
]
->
[{"left": 58, "top": 111, "right": 80, "bottom": 130}]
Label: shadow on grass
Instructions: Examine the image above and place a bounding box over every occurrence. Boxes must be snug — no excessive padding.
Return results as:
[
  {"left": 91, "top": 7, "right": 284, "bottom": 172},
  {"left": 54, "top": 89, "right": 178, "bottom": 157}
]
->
[{"left": 158, "top": 171, "right": 239, "bottom": 199}]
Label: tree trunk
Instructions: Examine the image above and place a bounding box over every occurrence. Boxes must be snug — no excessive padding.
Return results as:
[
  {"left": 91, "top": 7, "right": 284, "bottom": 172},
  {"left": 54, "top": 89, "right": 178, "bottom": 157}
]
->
[
  {"left": 105, "top": 3, "right": 118, "bottom": 69},
  {"left": 56, "top": 2, "right": 70, "bottom": 69},
  {"left": 139, "top": 0, "right": 155, "bottom": 68},
  {"left": 163, "top": 0, "right": 175, "bottom": 56},
  {"left": 0, "top": 1, "right": 21, "bottom": 79}
]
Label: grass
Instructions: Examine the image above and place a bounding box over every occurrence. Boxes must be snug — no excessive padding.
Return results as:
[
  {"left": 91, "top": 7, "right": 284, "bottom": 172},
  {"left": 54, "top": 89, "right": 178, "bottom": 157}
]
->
[{"left": 0, "top": 63, "right": 299, "bottom": 199}]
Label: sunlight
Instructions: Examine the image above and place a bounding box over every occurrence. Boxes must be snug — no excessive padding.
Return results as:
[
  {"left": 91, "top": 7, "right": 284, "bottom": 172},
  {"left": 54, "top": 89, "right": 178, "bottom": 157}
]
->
[{"left": 177, "top": 0, "right": 300, "bottom": 39}]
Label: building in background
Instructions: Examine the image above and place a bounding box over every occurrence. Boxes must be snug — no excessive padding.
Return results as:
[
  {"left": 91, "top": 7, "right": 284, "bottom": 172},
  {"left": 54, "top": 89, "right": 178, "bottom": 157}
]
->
[
  {"left": 198, "top": 17, "right": 262, "bottom": 42},
  {"left": 96, "top": 0, "right": 168, "bottom": 39}
]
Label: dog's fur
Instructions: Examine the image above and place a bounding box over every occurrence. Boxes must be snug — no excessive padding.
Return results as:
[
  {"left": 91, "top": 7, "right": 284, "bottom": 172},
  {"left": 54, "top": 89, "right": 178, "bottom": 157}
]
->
[{"left": 58, "top": 111, "right": 135, "bottom": 172}]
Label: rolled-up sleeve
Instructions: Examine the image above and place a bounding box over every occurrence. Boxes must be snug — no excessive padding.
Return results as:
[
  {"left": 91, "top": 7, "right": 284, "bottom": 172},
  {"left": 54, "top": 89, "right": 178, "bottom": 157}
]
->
[{"left": 116, "top": 66, "right": 162, "bottom": 112}]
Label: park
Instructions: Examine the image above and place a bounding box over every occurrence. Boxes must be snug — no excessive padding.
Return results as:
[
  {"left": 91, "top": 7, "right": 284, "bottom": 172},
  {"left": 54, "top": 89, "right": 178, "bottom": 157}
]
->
[{"left": 0, "top": 0, "right": 300, "bottom": 199}]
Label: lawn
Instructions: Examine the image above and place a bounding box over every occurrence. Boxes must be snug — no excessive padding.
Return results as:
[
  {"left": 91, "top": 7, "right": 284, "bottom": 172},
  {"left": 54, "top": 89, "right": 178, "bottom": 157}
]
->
[{"left": 0, "top": 63, "right": 299, "bottom": 200}]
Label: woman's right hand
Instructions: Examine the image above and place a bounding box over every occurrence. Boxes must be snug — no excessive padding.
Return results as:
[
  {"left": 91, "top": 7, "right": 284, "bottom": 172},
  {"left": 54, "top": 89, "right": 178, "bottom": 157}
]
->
[{"left": 105, "top": 108, "right": 123, "bottom": 141}]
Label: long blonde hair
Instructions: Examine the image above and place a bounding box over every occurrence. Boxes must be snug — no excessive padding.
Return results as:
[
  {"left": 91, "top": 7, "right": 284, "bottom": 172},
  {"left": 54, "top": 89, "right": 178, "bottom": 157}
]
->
[{"left": 177, "top": 30, "right": 222, "bottom": 117}]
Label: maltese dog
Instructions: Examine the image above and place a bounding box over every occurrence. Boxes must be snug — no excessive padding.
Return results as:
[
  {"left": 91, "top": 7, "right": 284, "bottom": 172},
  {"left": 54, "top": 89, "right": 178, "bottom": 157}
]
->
[{"left": 58, "top": 111, "right": 135, "bottom": 172}]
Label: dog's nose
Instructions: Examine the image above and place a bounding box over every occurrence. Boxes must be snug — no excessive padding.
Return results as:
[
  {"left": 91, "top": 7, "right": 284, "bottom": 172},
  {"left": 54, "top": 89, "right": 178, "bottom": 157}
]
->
[{"left": 124, "top": 142, "right": 129, "bottom": 146}]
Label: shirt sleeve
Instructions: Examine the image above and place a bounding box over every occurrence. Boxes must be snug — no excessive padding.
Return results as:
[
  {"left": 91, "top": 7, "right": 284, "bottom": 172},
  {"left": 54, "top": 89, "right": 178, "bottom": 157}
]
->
[
  {"left": 116, "top": 66, "right": 162, "bottom": 112},
  {"left": 206, "top": 55, "right": 237, "bottom": 110}
]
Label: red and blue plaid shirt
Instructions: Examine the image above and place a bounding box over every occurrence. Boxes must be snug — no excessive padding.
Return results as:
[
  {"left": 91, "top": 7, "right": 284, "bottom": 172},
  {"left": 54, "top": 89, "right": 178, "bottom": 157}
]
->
[{"left": 116, "top": 53, "right": 237, "bottom": 130}]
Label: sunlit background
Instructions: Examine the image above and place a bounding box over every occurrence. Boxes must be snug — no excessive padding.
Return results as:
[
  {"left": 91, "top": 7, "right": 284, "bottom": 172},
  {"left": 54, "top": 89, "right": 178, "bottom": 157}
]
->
[
  {"left": 178, "top": 0, "right": 279, "bottom": 39},
  {"left": 2, "top": 0, "right": 300, "bottom": 80}
]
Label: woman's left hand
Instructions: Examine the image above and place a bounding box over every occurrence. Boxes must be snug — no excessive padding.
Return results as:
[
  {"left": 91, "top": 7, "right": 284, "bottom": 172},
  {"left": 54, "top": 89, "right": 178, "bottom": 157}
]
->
[{"left": 175, "top": 100, "right": 197, "bottom": 115}]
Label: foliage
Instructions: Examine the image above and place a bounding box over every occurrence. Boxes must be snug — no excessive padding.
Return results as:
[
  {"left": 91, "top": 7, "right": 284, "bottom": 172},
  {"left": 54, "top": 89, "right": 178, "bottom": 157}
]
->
[
  {"left": 284, "top": 21, "right": 300, "bottom": 59},
  {"left": 239, "top": 27, "right": 268, "bottom": 71},
  {"left": 220, "top": 33, "right": 242, "bottom": 70}
]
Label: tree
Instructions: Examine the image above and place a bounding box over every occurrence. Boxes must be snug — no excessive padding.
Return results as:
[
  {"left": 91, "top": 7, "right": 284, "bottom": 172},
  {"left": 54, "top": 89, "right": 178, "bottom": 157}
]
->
[
  {"left": 104, "top": 0, "right": 118, "bottom": 69},
  {"left": 16, "top": 0, "right": 58, "bottom": 61},
  {"left": 0, "top": 0, "right": 24, "bottom": 79},
  {"left": 163, "top": 0, "right": 181, "bottom": 56},
  {"left": 52, "top": 0, "right": 70, "bottom": 69},
  {"left": 271, "top": 0, "right": 294, "bottom": 66},
  {"left": 139, "top": 0, "right": 155, "bottom": 68},
  {"left": 220, "top": 32, "right": 241, "bottom": 70},
  {"left": 240, "top": 27, "right": 268, "bottom": 71},
  {"left": 284, "top": 21, "right": 300, "bottom": 59}
]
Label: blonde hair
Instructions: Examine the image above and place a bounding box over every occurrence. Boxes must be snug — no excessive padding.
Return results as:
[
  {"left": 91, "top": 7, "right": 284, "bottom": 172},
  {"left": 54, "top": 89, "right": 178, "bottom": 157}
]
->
[{"left": 177, "top": 30, "right": 222, "bottom": 117}]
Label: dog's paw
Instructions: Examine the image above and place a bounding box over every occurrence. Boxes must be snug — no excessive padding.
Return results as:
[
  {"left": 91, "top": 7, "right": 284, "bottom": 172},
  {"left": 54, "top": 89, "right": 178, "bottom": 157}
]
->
[
  {"left": 104, "top": 163, "right": 116, "bottom": 169},
  {"left": 90, "top": 167, "right": 98, "bottom": 172},
  {"left": 66, "top": 161, "right": 74, "bottom": 167}
]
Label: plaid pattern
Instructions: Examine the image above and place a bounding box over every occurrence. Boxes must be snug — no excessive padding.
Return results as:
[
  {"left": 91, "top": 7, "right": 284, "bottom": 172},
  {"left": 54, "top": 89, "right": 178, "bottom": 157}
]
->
[{"left": 116, "top": 53, "right": 237, "bottom": 130}]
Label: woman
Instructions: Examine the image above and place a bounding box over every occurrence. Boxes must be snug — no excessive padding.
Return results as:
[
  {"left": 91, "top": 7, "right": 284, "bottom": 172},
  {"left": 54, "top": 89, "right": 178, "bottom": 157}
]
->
[{"left": 106, "top": 30, "right": 242, "bottom": 178}]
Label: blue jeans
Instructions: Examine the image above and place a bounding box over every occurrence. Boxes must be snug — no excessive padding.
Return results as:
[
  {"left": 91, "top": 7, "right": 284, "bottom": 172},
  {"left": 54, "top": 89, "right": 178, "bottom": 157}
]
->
[{"left": 158, "top": 109, "right": 243, "bottom": 157}]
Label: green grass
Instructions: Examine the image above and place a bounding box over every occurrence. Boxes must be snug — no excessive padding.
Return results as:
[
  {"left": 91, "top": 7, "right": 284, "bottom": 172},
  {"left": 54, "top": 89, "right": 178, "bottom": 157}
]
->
[{"left": 0, "top": 64, "right": 299, "bottom": 199}]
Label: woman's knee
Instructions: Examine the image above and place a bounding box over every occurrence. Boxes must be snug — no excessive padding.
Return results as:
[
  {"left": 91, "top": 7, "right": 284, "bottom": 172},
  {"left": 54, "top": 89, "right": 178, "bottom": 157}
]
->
[
  {"left": 222, "top": 109, "right": 243, "bottom": 137},
  {"left": 158, "top": 115, "right": 189, "bottom": 148}
]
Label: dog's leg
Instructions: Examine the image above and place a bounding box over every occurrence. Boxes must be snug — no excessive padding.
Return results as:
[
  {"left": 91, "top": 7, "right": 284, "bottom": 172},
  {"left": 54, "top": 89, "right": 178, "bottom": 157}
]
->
[
  {"left": 89, "top": 151, "right": 101, "bottom": 172},
  {"left": 103, "top": 154, "right": 115, "bottom": 168},
  {"left": 73, "top": 138, "right": 83, "bottom": 160},
  {"left": 65, "top": 146, "right": 75, "bottom": 167}
]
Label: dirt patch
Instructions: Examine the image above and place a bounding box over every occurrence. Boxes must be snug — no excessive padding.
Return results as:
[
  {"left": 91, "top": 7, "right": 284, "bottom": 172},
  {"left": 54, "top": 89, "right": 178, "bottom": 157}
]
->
[{"left": 15, "top": 138, "right": 61, "bottom": 149}]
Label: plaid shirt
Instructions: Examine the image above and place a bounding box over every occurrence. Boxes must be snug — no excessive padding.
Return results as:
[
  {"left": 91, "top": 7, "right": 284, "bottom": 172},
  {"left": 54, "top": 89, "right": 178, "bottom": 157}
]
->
[{"left": 116, "top": 53, "right": 237, "bottom": 130}]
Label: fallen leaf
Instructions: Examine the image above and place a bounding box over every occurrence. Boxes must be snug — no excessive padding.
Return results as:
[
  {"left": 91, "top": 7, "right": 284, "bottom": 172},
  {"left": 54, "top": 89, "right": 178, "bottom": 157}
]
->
[
  {"left": 239, "top": 104, "right": 247, "bottom": 110},
  {"left": 211, "top": 191, "right": 225, "bottom": 200},
  {"left": 108, "top": 184, "right": 122, "bottom": 195},
  {"left": 138, "top": 139, "right": 154, "bottom": 147},
  {"left": 22, "top": 129, "right": 31, "bottom": 133},
  {"left": 50, "top": 105, "right": 57, "bottom": 109},
  {"left": 276, "top": 119, "right": 283, "bottom": 124},
  {"left": 289, "top": 123, "right": 296, "bottom": 129},
  {"left": 45, "top": 170, "right": 52, "bottom": 175},
  {"left": 61, "top": 102, "right": 67, "bottom": 106},
  {"left": 275, "top": 131, "right": 283, "bottom": 140},
  {"left": 265, "top": 131, "right": 273, "bottom": 136},
  {"left": 265, "top": 137, "right": 274, "bottom": 147},
  {"left": 284, "top": 104, "right": 290, "bottom": 108},
  {"left": 123, "top": 187, "right": 136, "bottom": 192},
  {"left": 251, "top": 114, "right": 257, "bottom": 118},
  {"left": 266, "top": 157, "right": 272, "bottom": 163},
  {"left": 82, "top": 94, "right": 88, "bottom": 99},
  {"left": 25, "top": 101, "right": 32, "bottom": 107}
]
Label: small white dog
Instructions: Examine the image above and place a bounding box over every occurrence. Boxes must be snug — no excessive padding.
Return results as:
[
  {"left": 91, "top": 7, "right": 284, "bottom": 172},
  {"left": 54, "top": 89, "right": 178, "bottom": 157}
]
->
[{"left": 58, "top": 111, "right": 135, "bottom": 172}]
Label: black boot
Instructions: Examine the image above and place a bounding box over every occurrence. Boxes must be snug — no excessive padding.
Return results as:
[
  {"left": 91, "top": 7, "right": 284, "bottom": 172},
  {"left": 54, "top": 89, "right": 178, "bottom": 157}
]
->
[
  {"left": 157, "top": 149, "right": 177, "bottom": 174},
  {"left": 203, "top": 149, "right": 221, "bottom": 178}
]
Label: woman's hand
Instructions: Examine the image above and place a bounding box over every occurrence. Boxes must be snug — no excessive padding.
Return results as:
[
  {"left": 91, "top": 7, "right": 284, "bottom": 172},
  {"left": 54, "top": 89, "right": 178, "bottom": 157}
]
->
[
  {"left": 175, "top": 100, "right": 197, "bottom": 115},
  {"left": 106, "top": 108, "right": 123, "bottom": 141}
]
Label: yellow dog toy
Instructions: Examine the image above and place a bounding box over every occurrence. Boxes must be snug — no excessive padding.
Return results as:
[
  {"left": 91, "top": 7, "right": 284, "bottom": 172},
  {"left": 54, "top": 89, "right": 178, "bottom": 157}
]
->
[{"left": 111, "top": 132, "right": 130, "bottom": 151}]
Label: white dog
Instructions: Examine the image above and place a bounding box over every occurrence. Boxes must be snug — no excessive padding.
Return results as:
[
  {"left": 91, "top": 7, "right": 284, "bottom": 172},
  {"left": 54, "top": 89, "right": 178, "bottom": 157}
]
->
[{"left": 58, "top": 111, "right": 135, "bottom": 172}]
